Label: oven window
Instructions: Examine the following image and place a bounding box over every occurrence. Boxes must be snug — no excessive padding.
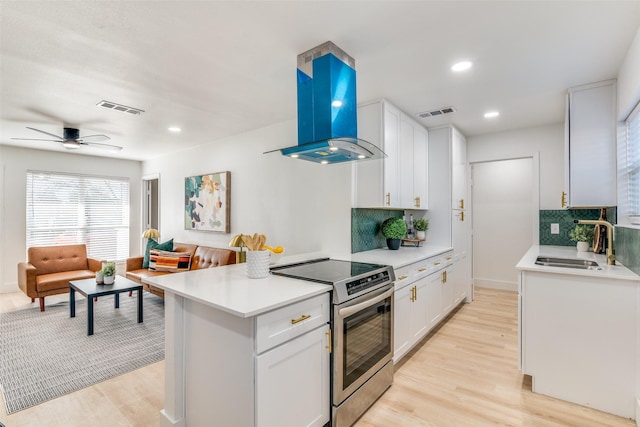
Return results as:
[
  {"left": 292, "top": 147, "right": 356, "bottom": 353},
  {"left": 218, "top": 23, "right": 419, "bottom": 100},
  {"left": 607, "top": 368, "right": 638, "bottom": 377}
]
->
[{"left": 342, "top": 297, "right": 392, "bottom": 389}]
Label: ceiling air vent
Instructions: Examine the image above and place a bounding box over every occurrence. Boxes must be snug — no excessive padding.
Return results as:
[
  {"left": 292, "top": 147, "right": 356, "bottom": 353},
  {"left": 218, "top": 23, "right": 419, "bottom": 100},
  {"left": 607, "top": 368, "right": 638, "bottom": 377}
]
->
[
  {"left": 416, "top": 106, "right": 456, "bottom": 119},
  {"left": 97, "top": 100, "right": 145, "bottom": 115}
]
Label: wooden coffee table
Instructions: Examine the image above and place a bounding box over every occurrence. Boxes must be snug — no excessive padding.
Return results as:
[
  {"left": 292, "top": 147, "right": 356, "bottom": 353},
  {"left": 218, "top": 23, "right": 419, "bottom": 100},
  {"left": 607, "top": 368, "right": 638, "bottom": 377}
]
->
[{"left": 69, "top": 277, "right": 143, "bottom": 335}]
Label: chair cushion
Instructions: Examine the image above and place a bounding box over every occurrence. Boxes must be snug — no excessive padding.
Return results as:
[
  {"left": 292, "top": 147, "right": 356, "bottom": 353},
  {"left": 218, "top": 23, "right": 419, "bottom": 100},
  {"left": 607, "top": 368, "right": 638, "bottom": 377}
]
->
[
  {"left": 36, "top": 270, "right": 96, "bottom": 292},
  {"left": 148, "top": 249, "right": 192, "bottom": 272},
  {"left": 143, "top": 238, "right": 174, "bottom": 269}
]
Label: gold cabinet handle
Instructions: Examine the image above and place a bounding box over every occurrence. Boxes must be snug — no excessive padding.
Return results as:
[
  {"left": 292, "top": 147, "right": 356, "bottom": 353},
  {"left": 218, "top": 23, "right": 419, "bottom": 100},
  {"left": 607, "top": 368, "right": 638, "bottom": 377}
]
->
[
  {"left": 398, "top": 275, "right": 408, "bottom": 281},
  {"left": 460, "top": 199, "right": 464, "bottom": 209},
  {"left": 442, "top": 271, "right": 447, "bottom": 283},
  {"left": 386, "top": 193, "right": 391, "bottom": 206},
  {"left": 326, "top": 329, "right": 332, "bottom": 353},
  {"left": 446, "top": 256, "right": 452, "bottom": 261},
  {"left": 410, "top": 286, "right": 416, "bottom": 302},
  {"left": 434, "top": 261, "right": 440, "bottom": 266},
  {"left": 460, "top": 211, "right": 465, "bottom": 222},
  {"left": 291, "top": 314, "right": 311, "bottom": 325},
  {"left": 414, "top": 197, "right": 420, "bottom": 208},
  {"left": 561, "top": 191, "right": 567, "bottom": 208},
  {"left": 413, "top": 286, "right": 417, "bottom": 301},
  {"left": 418, "top": 267, "right": 426, "bottom": 272}
]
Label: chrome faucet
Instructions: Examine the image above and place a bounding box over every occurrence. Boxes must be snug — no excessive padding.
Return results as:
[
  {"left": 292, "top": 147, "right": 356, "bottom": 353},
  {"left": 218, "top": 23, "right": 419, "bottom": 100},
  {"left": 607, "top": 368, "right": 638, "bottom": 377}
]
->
[{"left": 574, "top": 219, "right": 615, "bottom": 265}]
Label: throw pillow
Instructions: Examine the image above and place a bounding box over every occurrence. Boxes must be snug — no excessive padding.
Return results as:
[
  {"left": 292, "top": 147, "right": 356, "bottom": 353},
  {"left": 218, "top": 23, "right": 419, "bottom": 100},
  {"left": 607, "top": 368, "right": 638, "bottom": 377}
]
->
[
  {"left": 142, "top": 238, "right": 174, "bottom": 269},
  {"left": 148, "top": 249, "right": 192, "bottom": 272}
]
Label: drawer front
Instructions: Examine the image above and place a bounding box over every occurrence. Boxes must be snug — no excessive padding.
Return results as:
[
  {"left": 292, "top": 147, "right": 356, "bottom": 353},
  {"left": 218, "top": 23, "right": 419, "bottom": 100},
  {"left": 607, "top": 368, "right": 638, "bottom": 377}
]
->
[
  {"left": 393, "top": 264, "right": 414, "bottom": 290},
  {"left": 256, "top": 292, "right": 330, "bottom": 354},
  {"left": 430, "top": 251, "right": 454, "bottom": 274}
]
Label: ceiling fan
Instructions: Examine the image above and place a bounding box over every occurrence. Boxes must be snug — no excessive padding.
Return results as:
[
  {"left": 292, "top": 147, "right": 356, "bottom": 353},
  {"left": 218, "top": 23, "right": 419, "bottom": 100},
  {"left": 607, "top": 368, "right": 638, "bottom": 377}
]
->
[{"left": 12, "top": 126, "right": 123, "bottom": 151}]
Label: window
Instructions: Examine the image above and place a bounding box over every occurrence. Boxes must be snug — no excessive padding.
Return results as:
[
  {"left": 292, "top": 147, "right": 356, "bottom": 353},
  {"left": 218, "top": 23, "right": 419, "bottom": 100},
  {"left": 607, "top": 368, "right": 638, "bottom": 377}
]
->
[
  {"left": 26, "top": 171, "right": 130, "bottom": 261},
  {"left": 621, "top": 103, "right": 640, "bottom": 221}
]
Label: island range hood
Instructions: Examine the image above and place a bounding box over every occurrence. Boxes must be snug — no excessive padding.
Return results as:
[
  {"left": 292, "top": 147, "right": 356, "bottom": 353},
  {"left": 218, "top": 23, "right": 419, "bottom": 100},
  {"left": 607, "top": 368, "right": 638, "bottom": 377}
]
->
[{"left": 268, "top": 41, "right": 386, "bottom": 164}]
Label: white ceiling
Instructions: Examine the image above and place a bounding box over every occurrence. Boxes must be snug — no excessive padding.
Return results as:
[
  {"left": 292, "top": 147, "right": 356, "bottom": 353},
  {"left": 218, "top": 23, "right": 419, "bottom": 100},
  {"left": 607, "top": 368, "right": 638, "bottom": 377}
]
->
[{"left": 1, "top": 1, "right": 639, "bottom": 161}]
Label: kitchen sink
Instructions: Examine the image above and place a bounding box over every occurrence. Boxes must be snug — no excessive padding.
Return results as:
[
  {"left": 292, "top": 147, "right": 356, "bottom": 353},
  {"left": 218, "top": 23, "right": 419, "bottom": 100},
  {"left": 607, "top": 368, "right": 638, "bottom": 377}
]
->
[{"left": 535, "top": 257, "right": 602, "bottom": 270}]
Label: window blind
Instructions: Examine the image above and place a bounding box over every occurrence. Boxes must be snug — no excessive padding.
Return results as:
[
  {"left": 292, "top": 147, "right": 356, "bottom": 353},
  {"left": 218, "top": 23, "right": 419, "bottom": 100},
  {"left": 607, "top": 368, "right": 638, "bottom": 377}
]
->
[
  {"left": 26, "top": 171, "right": 130, "bottom": 261},
  {"left": 625, "top": 105, "right": 640, "bottom": 217}
]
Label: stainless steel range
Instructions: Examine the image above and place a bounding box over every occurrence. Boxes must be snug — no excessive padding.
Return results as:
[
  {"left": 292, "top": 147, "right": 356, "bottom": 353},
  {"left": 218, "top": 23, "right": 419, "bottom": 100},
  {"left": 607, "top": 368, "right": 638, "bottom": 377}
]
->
[{"left": 270, "top": 258, "right": 395, "bottom": 426}]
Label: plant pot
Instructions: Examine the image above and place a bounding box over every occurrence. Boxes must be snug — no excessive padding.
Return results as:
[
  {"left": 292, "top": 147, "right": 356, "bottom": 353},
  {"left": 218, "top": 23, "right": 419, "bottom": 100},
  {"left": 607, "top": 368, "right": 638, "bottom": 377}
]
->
[
  {"left": 386, "top": 238, "right": 402, "bottom": 250},
  {"left": 576, "top": 241, "right": 589, "bottom": 252},
  {"left": 95, "top": 271, "right": 104, "bottom": 284},
  {"left": 103, "top": 275, "right": 115, "bottom": 285},
  {"left": 416, "top": 231, "right": 426, "bottom": 240}
]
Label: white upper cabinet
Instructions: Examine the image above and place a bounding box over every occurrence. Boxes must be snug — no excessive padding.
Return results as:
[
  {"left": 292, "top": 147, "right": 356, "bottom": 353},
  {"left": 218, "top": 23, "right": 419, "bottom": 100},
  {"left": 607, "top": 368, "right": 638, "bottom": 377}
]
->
[
  {"left": 353, "top": 99, "right": 428, "bottom": 209},
  {"left": 451, "top": 127, "right": 467, "bottom": 210},
  {"left": 564, "top": 80, "right": 617, "bottom": 208}
]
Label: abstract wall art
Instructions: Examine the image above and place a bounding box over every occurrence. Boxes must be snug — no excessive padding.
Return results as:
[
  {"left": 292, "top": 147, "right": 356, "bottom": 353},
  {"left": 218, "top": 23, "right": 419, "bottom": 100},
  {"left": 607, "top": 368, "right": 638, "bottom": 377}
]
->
[{"left": 184, "top": 171, "right": 230, "bottom": 233}]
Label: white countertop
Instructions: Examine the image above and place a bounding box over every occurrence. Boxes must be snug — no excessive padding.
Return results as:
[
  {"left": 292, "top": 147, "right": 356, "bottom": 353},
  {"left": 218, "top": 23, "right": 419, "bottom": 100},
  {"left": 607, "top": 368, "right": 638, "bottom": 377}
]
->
[
  {"left": 144, "top": 245, "right": 453, "bottom": 319},
  {"left": 516, "top": 245, "right": 640, "bottom": 282},
  {"left": 349, "top": 245, "right": 453, "bottom": 269},
  {"left": 144, "top": 263, "right": 332, "bottom": 318}
]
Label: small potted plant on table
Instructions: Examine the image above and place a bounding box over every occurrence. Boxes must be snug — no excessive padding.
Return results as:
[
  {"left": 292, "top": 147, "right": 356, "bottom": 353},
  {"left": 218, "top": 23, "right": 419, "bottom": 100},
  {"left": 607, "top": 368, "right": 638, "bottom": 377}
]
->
[
  {"left": 569, "top": 225, "right": 594, "bottom": 252},
  {"left": 381, "top": 217, "right": 407, "bottom": 250},
  {"left": 101, "top": 262, "right": 116, "bottom": 285},
  {"left": 414, "top": 218, "right": 429, "bottom": 240}
]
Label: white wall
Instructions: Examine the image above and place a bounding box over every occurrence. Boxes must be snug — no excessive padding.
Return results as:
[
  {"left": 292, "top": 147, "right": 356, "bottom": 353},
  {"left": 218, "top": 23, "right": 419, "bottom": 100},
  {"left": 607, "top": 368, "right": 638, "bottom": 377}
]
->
[
  {"left": 467, "top": 123, "right": 564, "bottom": 210},
  {"left": 141, "top": 119, "right": 353, "bottom": 261},
  {"left": 0, "top": 146, "right": 142, "bottom": 292},
  {"left": 618, "top": 26, "right": 640, "bottom": 121}
]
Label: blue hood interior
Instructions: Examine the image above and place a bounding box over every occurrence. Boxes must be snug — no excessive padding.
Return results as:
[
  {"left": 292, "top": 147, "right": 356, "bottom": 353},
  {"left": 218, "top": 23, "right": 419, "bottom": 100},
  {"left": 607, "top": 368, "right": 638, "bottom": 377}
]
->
[{"left": 267, "top": 42, "right": 385, "bottom": 164}]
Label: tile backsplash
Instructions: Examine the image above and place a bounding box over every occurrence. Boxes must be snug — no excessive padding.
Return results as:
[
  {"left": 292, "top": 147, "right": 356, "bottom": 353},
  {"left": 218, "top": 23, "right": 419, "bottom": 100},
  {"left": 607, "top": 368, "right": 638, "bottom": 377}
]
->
[
  {"left": 351, "top": 208, "right": 403, "bottom": 253},
  {"left": 615, "top": 226, "right": 640, "bottom": 276},
  {"left": 539, "top": 208, "right": 616, "bottom": 246}
]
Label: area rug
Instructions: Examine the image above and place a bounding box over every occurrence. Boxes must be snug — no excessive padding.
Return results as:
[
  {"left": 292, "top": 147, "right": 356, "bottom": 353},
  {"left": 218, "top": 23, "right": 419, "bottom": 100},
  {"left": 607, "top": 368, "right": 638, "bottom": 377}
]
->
[{"left": 0, "top": 292, "right": 164, "bottom": 414}]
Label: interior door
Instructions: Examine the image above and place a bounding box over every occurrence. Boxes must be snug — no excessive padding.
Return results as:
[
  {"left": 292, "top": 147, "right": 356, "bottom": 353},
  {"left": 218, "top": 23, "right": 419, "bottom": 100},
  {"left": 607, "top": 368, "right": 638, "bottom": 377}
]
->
[{"left": 471, "top": 158, "right": 534, "bottom": 291}]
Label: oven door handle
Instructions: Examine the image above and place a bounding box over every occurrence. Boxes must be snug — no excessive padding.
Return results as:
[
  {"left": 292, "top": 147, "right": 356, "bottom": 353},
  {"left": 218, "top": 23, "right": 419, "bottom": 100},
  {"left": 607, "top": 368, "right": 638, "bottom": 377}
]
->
[{"left": 338, "top": 286, "right": 394, "bottom": 318}]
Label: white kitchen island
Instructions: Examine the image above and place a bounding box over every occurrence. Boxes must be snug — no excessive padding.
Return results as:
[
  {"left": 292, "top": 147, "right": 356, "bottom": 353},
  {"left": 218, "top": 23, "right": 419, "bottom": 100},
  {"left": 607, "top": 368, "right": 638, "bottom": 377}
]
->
[
  {"left": 145, "top": 263, "right": 332, "bottom": 427},
  {"left": 517, "top": 245, "right": 640, "bottom": 420}
]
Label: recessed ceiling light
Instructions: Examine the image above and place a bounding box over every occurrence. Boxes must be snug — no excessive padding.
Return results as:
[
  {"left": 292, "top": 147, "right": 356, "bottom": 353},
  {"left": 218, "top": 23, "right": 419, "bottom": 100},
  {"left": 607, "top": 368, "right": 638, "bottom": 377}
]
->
[
  {"left": 168, "top": 127, "right": 181, "bottom": 132},
  {"left": 291, "top": 154, "right": 299, "bottom": 158},
  {"left": 484, "top": 111, "right": 500, "bottom": 118},
  {"left": 451, "top": 61, "right": 472, "bottom": 72},
  {"left": 320, "top": 160, "right": 329, "bottom": 165},
  {"left": 331, "top": 100, "right": 343, "bottom": 107}
]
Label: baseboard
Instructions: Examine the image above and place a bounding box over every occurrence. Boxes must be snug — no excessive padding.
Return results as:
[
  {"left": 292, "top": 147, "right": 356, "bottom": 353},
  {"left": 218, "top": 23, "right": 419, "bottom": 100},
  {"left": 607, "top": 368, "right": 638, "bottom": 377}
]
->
[
  {"left": 0, "top": 281, "right": 19, "bottom": 294},
  {"left": 474, "top": 278, "right": 517, "bottom": 292},
  {"left": 160, "top": 409, "right": 186, "bottom": 427}
]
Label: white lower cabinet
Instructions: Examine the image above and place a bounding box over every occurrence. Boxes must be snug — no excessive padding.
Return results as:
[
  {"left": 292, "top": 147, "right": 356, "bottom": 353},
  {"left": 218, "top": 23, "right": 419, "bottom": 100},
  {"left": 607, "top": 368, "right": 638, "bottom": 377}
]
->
[
  {"left": 255, "top": 293, "right": 331, "bottom": 427},
  {"left": 256, "top": 324, "right": 330, "bottom": 427},
  {"left": 425, "top": 271, "right": 443, "bottom": 330},
  {"left": 394, "top": 251, "right": 463, "bottom": 363},
  {"left": 520, "top": 270, "right": 638, "bottom": 418}
]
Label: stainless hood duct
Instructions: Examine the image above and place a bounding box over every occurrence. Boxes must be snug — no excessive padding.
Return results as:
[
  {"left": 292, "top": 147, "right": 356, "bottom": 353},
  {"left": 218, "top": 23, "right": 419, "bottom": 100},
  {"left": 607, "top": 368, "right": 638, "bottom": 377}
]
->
[{"left": 267, "top": 41, "right": 386, "bottom": 164}]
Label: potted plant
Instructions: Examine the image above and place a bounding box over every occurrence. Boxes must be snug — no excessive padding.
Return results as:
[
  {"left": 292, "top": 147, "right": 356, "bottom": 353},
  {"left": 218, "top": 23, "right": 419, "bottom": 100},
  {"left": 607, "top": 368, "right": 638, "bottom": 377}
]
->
[
  {"left": 414, "top": 218, "right": 429, "bottom": 240},
  {"left": 381, "top": 217, "right": 407, "bottom": 250},
  {"left": 569, "top": 225, "right": 594, "bottom": 252},
  {"left": 101, "top": 262, "right": 116, "bottom": 285}
]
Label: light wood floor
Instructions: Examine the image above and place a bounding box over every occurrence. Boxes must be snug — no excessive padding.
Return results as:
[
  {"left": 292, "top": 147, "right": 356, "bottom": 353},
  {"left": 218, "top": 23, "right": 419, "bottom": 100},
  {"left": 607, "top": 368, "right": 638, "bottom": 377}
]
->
[{"left": 0, "top": 288, "right": 635, "bottom": 426}]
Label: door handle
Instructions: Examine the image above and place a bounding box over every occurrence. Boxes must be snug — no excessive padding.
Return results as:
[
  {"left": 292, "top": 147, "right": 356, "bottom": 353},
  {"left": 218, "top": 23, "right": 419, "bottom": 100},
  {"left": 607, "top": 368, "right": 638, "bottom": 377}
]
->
[{"left": 386, "top": 193, "right": 391, "bottom": 206}]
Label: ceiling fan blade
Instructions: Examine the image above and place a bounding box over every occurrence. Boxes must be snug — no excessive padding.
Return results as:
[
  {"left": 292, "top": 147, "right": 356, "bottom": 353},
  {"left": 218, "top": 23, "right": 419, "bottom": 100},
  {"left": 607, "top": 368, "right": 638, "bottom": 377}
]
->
[
  {"left": 11, "top": 137, "right": 63, "bottom": 142},
  {"left": 78, "top": 134, "right": 111, "bottom": 143},
  {"left": 84, "top": 141, "right": 123, "bottom": 151},
  {"left": 26, "top": 126, "right": 65, "bottom": 140}
]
